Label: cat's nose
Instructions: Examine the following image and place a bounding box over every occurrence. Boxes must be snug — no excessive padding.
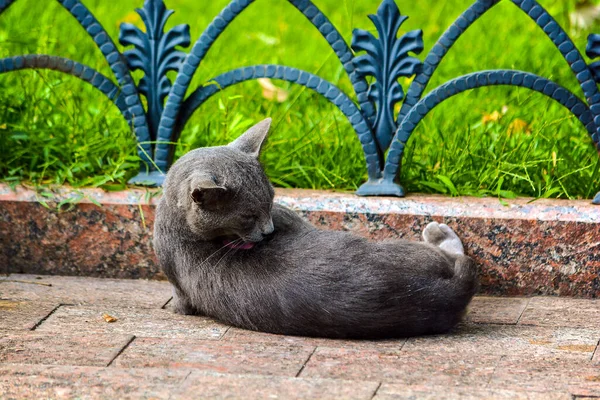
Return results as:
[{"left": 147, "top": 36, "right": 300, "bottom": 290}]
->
[{"left": 261, "top": 219, "right": 274, "bottom": 236}]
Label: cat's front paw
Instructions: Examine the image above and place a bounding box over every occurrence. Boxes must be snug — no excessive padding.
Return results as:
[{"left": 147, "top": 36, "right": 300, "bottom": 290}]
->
[
  {"left": 170, "top": 287, "right": 196, "bottom": 315},
  {"left": 422, "top": 221, "right": 464, "bottom": 255},
  {"left": 172, "top": 298, "right": 196, "bottom": 315}
]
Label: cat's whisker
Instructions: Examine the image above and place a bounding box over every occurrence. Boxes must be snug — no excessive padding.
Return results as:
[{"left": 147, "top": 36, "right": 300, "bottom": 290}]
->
[
  {"left": 212, "top": 241, "right": 241, "bottom": 269},
  {"left": 197, "top": 238, "right": 243, "bottom": 270}
]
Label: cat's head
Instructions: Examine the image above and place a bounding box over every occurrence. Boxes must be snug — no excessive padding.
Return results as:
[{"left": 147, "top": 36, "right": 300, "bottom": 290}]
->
[{"left": 164, "top": 118, "right": 275, "bottom": 244}]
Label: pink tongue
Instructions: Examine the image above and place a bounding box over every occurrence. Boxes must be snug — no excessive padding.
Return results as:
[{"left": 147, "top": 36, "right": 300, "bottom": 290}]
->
[{"left": 223, "top": 240, "right": 255, "bottom": 250}]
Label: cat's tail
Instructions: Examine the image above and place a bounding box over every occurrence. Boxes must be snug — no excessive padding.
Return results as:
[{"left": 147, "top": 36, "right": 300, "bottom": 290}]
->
[
  {"left": 450, "top": 255, "right": 479, "bottom": 300},
  {"left": 426, "top": 255, "right": 479, "bottom": 335}
]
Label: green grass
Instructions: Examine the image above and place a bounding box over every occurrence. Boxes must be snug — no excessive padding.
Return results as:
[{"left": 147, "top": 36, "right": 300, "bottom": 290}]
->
[{"left": 0, "top": 0, "right": 599, "bottom": 199}]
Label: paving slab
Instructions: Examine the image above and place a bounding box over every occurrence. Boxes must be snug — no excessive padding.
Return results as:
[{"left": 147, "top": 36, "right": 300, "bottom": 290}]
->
[
  {"left": 0, "top": 274, "right": 171, "bottom": 308},
  {"left": 466, "top": 296, "right": 530, "bottom": 324},
  {"left": 178, "top": 371, "right": 379, "bottom": 400},
  {"left": 34, "top": 305, "right": 228, "bottom": 339},
  {"left": 0, "top": 364, "right": 378, "bottom": 400},
  {"left": 0, "top": 300, "right": 59, "bottom": 331},
  {"left": 3, "top": 273, "right": 600, "bottom": 398},
  {"left": 490, "top": 356, "right": 600, "bottom": 395},
  {"left": 299, "top": 346, "right": 501, "bottom": 386},
  {"left": 519, "top": 297, "right": 600, "bottom": 328},
  {"left": 374, "top": 383, "right": 572, "bottom": 399},
  {"left": 0, "top": 364, "right": 190, "bottom": 399},
  {"left": 222, "top": 327, "right": 405, "bottom": 350},
  {"left": 403, "top": 323, "right": 599, "bottom": 360},
  {"left": 113, "top": 337, "right": 315, "bottom": 377},
  {"left": 0, "top": 332, "right": 133, "bottom": 367}
]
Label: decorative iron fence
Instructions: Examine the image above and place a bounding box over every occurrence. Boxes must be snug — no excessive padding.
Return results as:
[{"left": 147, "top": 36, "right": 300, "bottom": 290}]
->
[{"left": 1, "top": 0, "right": 599, "bottom": 203}]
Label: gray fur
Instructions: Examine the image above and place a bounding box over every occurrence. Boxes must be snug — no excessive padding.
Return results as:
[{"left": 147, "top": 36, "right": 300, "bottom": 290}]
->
[{"left": 154, "top": 119, "right": 479, "bottom": 339}]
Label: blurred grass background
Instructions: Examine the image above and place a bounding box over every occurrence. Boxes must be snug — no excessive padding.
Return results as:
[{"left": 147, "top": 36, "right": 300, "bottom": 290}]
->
[{"left": 0, "top": 0, "right": 599, "bottom": 199}]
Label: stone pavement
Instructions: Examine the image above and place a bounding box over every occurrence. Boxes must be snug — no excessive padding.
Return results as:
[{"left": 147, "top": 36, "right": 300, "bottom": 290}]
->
[{"left": 1, "top": 274, "right": 599, "bottom": 399}]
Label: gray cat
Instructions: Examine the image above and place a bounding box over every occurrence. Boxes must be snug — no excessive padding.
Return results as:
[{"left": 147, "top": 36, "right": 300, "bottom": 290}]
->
[{"left": 154, "top": 119, "right": 478, "bottom": 339}]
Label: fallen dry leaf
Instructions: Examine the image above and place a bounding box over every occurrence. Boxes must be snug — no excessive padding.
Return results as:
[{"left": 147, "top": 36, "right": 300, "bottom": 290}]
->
[
  {"left": 482, "top": 106, "right": 509, "bottom": 125},
  {"left": 507, "top": 118, "right": 530, "bottom": 135},
  {"left": 571, "top": 1, "right": 600, "bottom": 29},
  {"left": 528, "top": 339, "right": 553, "bottom": 346},
  {"left": 557, "top": 344, "right": 596, "bottom": 352},
  {"left": 117, "top": 10, "right": 142, "bottom": 29},
  {"left": 0, "top": 300, "right": 24, "bottom": 310},
  {"left": 102, "top": 313, "right": 118, "bottom": 323},
  {"left": 482, "top": 110, "right": 502, "bottom": 124},
  {"left": 258, "top": 78, "right": 289, "bottom": 102}
]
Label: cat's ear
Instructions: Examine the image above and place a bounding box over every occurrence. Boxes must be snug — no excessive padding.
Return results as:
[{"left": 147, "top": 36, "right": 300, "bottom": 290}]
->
[
  {"left": 189, "top": 175, "right": 227, "bottom": 209},
  {"left": 228, "top": 118, "right": 271, "bottom": 158}
]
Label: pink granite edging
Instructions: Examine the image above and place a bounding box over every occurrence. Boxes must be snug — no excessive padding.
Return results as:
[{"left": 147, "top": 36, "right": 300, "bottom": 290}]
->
[{"left": 1, "top": 184, "right": 599, "bottom": 297}]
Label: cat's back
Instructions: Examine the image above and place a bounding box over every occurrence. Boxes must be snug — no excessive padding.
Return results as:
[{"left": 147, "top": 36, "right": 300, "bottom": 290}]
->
[
  {"left": 154, "top": 196, "right": 185, "bottom": 245},
  {"left": 271, "top": 203, "right": 314, "bottom": 233}
]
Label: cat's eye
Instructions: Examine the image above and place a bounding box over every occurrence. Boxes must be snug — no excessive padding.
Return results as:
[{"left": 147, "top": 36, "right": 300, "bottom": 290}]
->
[{"left": 240, "top": 214, "right": 256, "bottom": 222}]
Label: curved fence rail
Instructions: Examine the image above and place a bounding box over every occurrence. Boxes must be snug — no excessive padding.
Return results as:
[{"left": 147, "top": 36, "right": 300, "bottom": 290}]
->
[
  {"left": 1, "top": 0, "right": 599, "bottom": 203},
  {"left": 0, "top": 55, "right": 128, "bottom": 115},
  {"left": 383, "top": 70, "right": 596, "bottom": 185},
  {"left": 175, "top": 65, "right": 381, "bottom": 178}
]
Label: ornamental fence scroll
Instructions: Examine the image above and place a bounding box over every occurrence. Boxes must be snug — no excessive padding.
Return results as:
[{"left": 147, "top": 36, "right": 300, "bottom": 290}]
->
[{"left": 1, "top": 0, "right": 600, "bottom": 203}]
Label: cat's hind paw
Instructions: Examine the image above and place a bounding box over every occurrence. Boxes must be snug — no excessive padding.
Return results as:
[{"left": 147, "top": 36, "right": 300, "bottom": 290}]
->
[{"left": 422, "top": 221, "right": 465, "bottom": 256}]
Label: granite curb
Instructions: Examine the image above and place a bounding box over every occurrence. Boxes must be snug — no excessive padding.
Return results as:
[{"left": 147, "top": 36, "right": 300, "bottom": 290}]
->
[{"left": 1, "top": 184, "right": 599, "bottom": 297}]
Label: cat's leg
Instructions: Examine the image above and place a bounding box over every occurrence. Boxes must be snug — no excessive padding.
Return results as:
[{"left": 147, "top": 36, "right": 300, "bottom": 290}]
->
[
  {"left": 171, "top": 285, "right": 196, "bottom": 315},
  {"left": 422, "top": 221, "right": 464, "bottom": 256}
]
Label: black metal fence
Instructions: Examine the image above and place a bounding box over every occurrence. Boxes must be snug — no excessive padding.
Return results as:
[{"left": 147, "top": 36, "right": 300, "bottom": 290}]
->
[{"left": 1, "top": 0, "right": 599, "bottom": 203}]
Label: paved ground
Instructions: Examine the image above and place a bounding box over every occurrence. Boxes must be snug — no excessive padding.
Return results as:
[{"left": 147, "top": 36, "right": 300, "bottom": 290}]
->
[{"left": 1, "top": 274, "right": 599, "bottom": 399}]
